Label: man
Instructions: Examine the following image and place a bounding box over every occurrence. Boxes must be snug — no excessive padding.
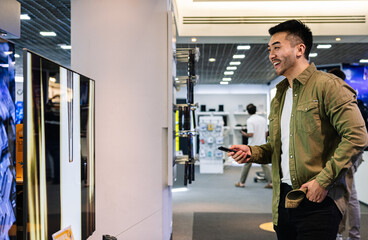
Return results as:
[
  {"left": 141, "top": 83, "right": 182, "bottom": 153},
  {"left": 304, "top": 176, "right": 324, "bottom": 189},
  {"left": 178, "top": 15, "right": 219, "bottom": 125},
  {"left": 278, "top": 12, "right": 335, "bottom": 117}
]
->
[
  {"left": 228, "top": 20, "right": 368, "bottom": 240},
  {"left": 235, "top": 103, "right": 272, "bottom": 189}
]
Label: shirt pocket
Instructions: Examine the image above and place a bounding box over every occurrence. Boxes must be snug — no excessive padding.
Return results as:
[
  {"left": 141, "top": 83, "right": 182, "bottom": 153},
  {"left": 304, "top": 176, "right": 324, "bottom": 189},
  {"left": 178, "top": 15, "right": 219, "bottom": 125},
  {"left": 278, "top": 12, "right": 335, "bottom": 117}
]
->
[{"left": 296, "top": 100, "right": 321, "bottom": 134}]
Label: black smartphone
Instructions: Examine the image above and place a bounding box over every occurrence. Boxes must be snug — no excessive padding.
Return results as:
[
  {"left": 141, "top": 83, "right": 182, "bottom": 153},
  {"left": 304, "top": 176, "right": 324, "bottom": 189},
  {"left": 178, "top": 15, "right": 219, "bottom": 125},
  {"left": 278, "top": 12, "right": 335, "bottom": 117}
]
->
[{"left": 218, "top": 146, "right": 238, "bottom": 153}]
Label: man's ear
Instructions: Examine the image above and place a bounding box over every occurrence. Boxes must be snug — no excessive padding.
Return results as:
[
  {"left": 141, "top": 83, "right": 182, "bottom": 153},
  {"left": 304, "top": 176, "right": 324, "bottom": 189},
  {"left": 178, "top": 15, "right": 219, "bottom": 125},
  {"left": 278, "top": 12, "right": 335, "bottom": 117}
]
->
[{"left": 296, "top": 43, "right": 306, "bottom": 59}]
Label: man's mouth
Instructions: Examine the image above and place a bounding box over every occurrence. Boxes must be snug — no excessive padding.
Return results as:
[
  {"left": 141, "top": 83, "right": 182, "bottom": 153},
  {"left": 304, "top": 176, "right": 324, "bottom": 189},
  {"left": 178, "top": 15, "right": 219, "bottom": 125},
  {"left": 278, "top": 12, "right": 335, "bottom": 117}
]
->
[{"left": 273, "top": 61, "right": 280, "bottom": 68}]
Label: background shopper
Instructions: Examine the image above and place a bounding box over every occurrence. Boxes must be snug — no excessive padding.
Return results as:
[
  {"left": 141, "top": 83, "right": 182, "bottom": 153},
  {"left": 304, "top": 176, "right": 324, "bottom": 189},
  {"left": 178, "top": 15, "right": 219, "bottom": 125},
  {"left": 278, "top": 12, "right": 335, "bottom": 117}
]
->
[{"left": 235, "top": 103, "right": 272, "bottom": 189}]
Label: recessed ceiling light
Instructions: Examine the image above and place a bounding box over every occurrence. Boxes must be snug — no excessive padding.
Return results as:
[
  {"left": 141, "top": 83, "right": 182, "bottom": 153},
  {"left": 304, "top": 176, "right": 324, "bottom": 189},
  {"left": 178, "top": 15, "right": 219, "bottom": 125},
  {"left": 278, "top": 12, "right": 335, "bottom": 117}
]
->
[
  {"left": 60, "top": 45, "right": 72, "bottom": 50},
  {"left": 226, "top": 66, "right": 237, "bottom": 70},
  {"left": 317, "top": 44, "right": 331, "bottom": 49},
  {"left": 224, "top": 71, "right": 234, "bottom": 75},
  {"left": 309, "top": 53, "right": 318, "bottom": 58},
  {"left": 229, "top": 61, "right": 241, "bottom": 66},
  {"left": 191, "top": 37, "right": 197, "bottom": 43},
  {"left": 359, "top": 59, "right": 368, "bottom": 63},
  {"left": 14, "top": 54, "right": 20, "bottom": 58},
  {"left": 40, "top": 31, "right": 57, "bottom": 37},
  {"left": 20, "top": 14, "right": 31, "bottom": 20},
  {"left": 220, "top": 81, "right": 229, "bottom": 85},
  {"left": 49, "top": 77, "right": 57, "bottom": 83},
  {"left": 335, "top": 37, "right": 341, "bottom": 41},
  {"left": 209, "top": 58, "right": 216, "bottom": 62},
  {"left": 237, "top": 45, "right": 251, "bottom": 50},
  {"left": 233, "top": 54, "right": 245, "bottom": 59},
  {"left": 222, "top": 78, "right": 232, "bottom": 81}
]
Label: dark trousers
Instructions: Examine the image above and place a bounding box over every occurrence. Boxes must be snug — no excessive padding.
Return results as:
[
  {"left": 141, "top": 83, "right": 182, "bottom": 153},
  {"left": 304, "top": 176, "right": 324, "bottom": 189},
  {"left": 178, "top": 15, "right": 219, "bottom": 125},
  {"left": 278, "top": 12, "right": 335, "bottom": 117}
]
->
[{"left": 274, "top": 183, "right": 342, "bottom": 240}]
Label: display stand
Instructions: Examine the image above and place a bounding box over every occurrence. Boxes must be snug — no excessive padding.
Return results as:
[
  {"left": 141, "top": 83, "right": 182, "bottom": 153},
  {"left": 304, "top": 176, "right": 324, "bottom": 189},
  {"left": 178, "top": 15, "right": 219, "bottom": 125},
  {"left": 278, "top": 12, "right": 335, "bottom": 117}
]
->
[{"left": 198, "top": 116, "right": 224, "bottom": 174}]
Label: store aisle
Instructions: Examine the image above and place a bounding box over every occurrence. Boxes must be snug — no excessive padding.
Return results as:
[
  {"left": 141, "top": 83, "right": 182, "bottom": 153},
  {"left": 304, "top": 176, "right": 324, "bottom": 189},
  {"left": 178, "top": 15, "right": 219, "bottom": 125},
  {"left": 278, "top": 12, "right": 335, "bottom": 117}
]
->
[{"left": 172, "top": 165, "right": 368, "bottom": 240}]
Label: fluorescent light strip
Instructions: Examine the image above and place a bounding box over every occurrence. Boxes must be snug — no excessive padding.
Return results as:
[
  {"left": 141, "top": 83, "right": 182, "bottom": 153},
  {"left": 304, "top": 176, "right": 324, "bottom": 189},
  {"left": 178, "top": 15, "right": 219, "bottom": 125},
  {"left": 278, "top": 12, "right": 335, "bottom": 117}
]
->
[
  {"left": 226, "top": 66, "right": 237, "bottom": 70},
  {"left": 317, "top": 44, "right": 331, "bottom": 49},
  {"left": 229, "top": 61, "right": 241, "bottom": 66},
  {"left": 220, "top": 81, "right": 229, "bottom": 85},
  {"left": 20, "top": 14, "right": 31, "bottom": 20},
  {"left": 209, "top": 58, "right": 216, "bottom": 62},
  {"left": 14, "top": 54, "right": 20, "bottom": 58},
  {"left": 359, "top": 59, "right": 368, "bottom": 63},
  {"left": 224, "top": 71, "right": 234, "bottom": 75},
  {"left": 172, "top": 188, "right": 189, "bottom": 193},
  {"left": 222, "top": 78, "right": 232, "bottom": 81},
  {"left": 233, "top": 54, "right": 245, "bottom": 59},
  {"left": 309, "top": 53, "right": 318, "bottom": 58},
  {"left": 40, "top": 31, "right": 57, "bottom": 37},
  {"left": 60, "top": 45, "right": 72, "bottom": 50},
  {"left": 237, "top": 45, "right": 251, "bottom": 50}
]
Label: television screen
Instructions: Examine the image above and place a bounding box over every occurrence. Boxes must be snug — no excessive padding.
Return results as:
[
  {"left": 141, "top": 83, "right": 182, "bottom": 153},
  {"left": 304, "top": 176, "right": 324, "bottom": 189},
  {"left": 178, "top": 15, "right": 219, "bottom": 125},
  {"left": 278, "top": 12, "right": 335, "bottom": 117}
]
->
[
  {"left": 0, "top": 38, "right": 16, "bottom": 239},
  {"left": 342, "top": 64, "right": 368, "bottom": 107},
  {"left": 23, "top": 50, "right": 95, "bottom": 240}
]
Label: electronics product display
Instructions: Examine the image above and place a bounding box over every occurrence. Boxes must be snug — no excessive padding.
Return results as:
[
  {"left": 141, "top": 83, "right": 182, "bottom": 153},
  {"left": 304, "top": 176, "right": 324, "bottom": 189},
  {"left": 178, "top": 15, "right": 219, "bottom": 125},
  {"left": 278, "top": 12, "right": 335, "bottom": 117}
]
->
[
  {"left": 0, "top": 38, "right": 16, "bottom": 240},
  {"left": 199, "top": 116, "right": 224, "bottom": 174},
  {"left": 174, "top": 48, "right": 199, "bottom": 185},
  {"left": 23, "top": 50, "right": 95, "bottom": 240}
]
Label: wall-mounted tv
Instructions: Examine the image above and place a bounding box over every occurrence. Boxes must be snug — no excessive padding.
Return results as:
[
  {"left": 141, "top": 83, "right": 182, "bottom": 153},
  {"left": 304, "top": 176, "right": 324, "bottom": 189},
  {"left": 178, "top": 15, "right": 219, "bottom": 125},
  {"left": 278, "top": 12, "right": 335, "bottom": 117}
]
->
[
  {"left": 23, "top": 50, "right": 95, "bottom": 240},
  {"left": 342, "top": 64, "right": 368, "bottom": 107},
  {"left": 0, "top": 38, "right": 16, "bottom": 239}
]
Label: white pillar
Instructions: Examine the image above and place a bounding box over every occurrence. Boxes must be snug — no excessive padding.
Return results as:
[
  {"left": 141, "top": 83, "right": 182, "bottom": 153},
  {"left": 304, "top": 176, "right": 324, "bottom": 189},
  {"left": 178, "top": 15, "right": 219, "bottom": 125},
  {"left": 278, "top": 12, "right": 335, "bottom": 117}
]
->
[{"left": 71, "top": 1, "right": 171, "bottom": 239}]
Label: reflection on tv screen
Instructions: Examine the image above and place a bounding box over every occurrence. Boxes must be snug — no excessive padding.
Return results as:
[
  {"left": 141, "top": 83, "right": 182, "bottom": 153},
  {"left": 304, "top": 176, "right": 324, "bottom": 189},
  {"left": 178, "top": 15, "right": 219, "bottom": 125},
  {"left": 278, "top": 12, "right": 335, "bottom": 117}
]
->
[
  {"left": 24, "top": 50, "right": 95, "bottom": 240},
  {"left": 342, "top": 64, "right": 368, "bottom": 107}
]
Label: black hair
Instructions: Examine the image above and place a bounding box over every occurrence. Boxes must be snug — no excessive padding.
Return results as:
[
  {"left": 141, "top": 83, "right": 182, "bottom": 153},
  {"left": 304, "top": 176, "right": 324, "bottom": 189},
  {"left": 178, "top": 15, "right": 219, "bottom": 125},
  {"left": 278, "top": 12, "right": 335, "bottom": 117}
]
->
[
  {"left": 246, "top": 104, "right": 256, "bottom": 115},
  {"left": 268, "top": 20, "right": 313, "bottom": 60},
  {"left": 328, "top": 68, "right": 346, "bottom": 81}
]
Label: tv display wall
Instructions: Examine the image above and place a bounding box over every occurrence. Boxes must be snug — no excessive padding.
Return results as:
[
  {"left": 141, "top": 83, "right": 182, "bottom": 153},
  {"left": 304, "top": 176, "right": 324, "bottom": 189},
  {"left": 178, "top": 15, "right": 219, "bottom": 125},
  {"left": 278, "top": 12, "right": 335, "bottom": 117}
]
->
[
  {"left": 0, "top": 38, "right": 16, "bottom": 239},
  {"left": 24, "top": 50, "right": 95, "bottom": 240}
]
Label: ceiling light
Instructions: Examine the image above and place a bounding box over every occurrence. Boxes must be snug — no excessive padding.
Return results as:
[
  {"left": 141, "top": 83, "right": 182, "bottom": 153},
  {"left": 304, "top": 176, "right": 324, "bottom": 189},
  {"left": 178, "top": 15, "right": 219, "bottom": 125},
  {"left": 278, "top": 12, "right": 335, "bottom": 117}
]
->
[
  {"left": 3, "top": 51, "right": 13, "bottom": 55},
  {"left": 309, "top": 53, "right": 318, "bottom": 58},
  {"left": 226, "top": 66, "right": 237, "bottom": 70},
  {"left": 335, "top": 37, "right": 341, "bottom": 41},
  {"left": 233, "top": 54, "right": 245, "bottom": 59},
  {"left": 209, "top": 58, "right": 216, "bottom": 62},
  {"left": 224, "top": 71, "right": 234, "bottom": 75},
  {"left": 14, "top": 54, "right": 20, "bottom": 58},
  {"left": 191, "top": 37, "right": 197, "bottom": 43},
  {"left": 229, "top": 61, "right": 241, "bottom": 66},
  {"left": 220, "top": 81, "right": 229, "bottom": 85},
  {"left": 60, "top": 45, "right": 72, "bottom": 50},
  {"left": 20, "top": 14, "right": 31, "bottom": 20},
  {"left": 40, "top": 31, "right": 57, "bottom": 37},
  {"left": 237, "top": 45, "right": 251, "bottom": 50},
  {"left": 317, "top": 44, "right": 331, "bottom": 49},
  {"left": 49, "top": 77, "right": 57, "bottom": 83},
  {"left": 222, "top": 78, "right": 232, "bottom": 81},
  {"left": 359, "top": 59, "right": 368, "bottom": 63}
]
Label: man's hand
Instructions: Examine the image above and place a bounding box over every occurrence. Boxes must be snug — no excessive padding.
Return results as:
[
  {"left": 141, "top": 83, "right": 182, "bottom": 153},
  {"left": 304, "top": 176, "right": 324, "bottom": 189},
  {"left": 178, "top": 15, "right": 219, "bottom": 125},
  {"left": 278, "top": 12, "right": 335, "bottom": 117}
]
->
[
  {"left": 227, "top": 145, "right": 251, "bottom": 164},
  {"left": 300, "top": 179, "right": 327, "bottom": 203}
]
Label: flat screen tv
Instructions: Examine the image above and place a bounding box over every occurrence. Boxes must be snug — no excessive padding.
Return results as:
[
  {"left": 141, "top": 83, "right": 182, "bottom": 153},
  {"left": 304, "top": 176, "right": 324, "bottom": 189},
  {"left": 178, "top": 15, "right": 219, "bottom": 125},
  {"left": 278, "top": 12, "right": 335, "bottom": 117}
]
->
[
  {"left": 342, "top": 64, "right": 368, "bottom": 107},
  {"left": 0, "top": 38, "right": 16, "bottom": 239},
  {"left": 23, "top": 50, "right": 95, "bottom": 240}
]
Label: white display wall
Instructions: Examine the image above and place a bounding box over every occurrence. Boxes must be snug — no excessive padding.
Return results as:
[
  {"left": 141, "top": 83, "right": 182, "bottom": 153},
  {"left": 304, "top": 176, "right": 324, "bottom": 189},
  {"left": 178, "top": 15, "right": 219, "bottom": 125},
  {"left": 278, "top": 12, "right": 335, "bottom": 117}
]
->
[{"left": 355, "top": 151, "right": 368, "bottom": 205}]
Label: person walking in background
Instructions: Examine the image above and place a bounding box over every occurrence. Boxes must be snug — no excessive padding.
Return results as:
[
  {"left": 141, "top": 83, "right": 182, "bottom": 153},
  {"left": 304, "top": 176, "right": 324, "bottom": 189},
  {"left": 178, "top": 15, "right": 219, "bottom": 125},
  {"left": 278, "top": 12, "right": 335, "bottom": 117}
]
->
[
  {"left": 228, "top": 20, "right": 368, "bottom": 240},
  {"left": 235, "top": 103, "right": 273, "bottom": 189},
  {"left": 328, "top": 68, "right": 363, "bottom": 240}
]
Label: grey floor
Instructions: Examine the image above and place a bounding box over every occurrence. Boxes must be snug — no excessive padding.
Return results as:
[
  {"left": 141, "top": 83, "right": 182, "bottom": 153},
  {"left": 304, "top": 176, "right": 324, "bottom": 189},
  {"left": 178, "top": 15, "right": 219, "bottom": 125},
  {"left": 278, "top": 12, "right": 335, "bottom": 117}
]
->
[{"left": 172, "top": 164, "right": 368, "bottom": 240}]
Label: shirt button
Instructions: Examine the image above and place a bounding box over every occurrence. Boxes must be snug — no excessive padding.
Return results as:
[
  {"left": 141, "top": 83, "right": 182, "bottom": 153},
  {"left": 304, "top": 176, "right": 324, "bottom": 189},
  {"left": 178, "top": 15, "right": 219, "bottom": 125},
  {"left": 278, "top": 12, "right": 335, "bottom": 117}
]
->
[
  {"left": 290, "top": 134, "right": 292, "bottom": 137},
  {"left": 305, "top": 108, "right": 308, "bottom": 111},
  {"left": 290, "top": 155, "right": 293, "bottom": 158},
  {"left": 294, "top": 94, "right": 297, "bottom": 97},
  {"left": 293, "top": 178, "right": 296, "bottom": 181}
]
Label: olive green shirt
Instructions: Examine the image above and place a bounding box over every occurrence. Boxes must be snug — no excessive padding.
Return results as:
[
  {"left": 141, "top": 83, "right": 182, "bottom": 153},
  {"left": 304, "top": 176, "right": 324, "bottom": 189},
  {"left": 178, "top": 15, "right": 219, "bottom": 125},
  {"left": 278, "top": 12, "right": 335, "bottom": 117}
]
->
[{"left": 249, "top": 63, "right": 368, "bottom": 225}]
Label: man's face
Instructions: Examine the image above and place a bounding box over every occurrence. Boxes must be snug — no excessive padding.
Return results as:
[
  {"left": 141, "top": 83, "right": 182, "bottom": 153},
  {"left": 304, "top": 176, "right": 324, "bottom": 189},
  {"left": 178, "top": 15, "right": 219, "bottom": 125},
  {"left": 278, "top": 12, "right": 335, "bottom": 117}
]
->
[{"left": 267, "top": 32, "right": 298, "bottom": 77}]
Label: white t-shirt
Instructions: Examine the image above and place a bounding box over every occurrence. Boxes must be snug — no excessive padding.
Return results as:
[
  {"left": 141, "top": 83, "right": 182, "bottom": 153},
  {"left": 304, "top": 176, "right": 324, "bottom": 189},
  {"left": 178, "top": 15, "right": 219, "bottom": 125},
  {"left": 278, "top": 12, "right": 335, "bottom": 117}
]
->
[
  {"left": 280, "top": 87, "right": 293, "bottom": 185},
  {"left": 247, "top": 114, "right": 267, "bottom": 146}
]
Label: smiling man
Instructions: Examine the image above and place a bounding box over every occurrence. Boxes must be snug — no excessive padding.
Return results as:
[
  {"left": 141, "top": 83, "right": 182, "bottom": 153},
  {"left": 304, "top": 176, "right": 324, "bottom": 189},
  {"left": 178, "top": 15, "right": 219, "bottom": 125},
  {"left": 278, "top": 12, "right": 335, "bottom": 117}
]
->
[{"left": 228, "top": 20, "right": 368, "bottom": 240}]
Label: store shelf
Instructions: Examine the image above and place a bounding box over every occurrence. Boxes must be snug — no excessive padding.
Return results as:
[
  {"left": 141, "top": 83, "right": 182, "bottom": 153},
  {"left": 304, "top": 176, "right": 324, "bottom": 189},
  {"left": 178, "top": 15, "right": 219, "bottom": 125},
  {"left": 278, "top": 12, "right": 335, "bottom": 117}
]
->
[
  {"left": 233, "top": 112, "right": 248, "bottom": 115},
  {"left": 197, "top": 111, "right": 229, "bottom": 116}
]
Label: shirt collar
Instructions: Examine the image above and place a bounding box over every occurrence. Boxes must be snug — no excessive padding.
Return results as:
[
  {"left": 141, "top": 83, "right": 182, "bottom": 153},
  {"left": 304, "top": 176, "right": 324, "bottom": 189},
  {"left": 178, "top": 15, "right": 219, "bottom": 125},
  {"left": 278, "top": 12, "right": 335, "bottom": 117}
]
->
[
  {"left": 275, "top": 62, "right": 317, "bottom": 91},
  {"left": 295, "top": 63, "right": 317, "bottom": 85}
]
